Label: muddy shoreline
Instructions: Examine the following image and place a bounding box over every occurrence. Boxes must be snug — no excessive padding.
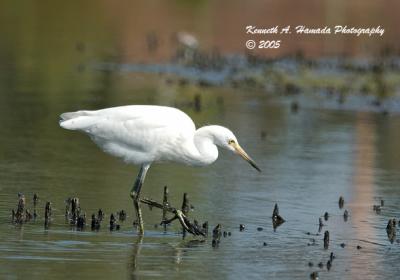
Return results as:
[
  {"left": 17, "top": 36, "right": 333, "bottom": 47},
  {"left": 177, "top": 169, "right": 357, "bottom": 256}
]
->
[{"left": 94, "top": 49, "right": 400, "bottom": 114}]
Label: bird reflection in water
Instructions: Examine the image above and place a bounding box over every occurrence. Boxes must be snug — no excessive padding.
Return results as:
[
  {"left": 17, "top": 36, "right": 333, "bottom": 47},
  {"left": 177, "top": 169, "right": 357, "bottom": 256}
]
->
[{"left": 129, "top": 235, "right": 207, "bottom": 279}]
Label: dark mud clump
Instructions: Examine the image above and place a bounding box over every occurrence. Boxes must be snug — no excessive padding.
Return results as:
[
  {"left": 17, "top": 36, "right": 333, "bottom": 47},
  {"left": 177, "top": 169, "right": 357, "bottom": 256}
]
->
[
  {"left": 33, "top": 193, "right": 39, "bottom": 219},
  {"left": 327, "top": 260, "right": 332, "bottom": 271},
  {"left": 318, "top": 217, "right": 324, "bottom": 232},
  {"left": 117, "top": 210, "right": 127, "bottom": 222},
  {"left": 44, "top": 202, "right": 52, "bottom": 229},
  {"left": 386, "top": 218, "right": 397, "bottom": 243},
  {"left": 11, "top": 193, "right": 35, "bottom": 224},
  {"left": 373, "top": 205, "right": 381, "bottom": 213},
  {"left": 77, "top": 214, "right": 86, "bottom": 230},
  {"left": 12, "top": 193, "right": 27, "bottom": 224},
  {"left": 343, "top": 210, "right": 349, "bottom": 222},
  {"left": 109, "top": 213, "right": 120, "bottom": 231},
  {"left": 330, "top": 252, "right": 335, "bottom": 262},
  {"left": 338, "top": 196, "right": 344, "bottom": 209},
  {"left": 91, "top": 214, "right": 101, "bottom": 231},
  {"left": 212, "top": 224, "right": 222, "bottom": 247},
  {"left": 272, "top": 203, "right": 285, "bottom": 230},
  {"left": 98, "top": 209, "right": 104, "bottom": 221},
  {"left": 193, "top": 94, "right": 202, "bottom": 112},
  {"left": 290, "top": 101, "right": 299, "bottom": 113},
  {"left": 65, "top": 197, "right": 87, "bottom": 230},
  {"left": 323, "top": 231, "right": 330, "bottom": 249},
  {"left": 202, "top": 221, "right": 209, "bottom": 237}
]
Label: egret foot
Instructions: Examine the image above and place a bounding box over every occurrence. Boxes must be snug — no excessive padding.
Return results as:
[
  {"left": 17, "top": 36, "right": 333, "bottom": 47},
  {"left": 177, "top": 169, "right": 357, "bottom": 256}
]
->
[
  {"left": 140, "top": 197, "right": 205, "bottom": 236},
  {"left": 161, "top": 209, "right": 204, "bottom": 236}
]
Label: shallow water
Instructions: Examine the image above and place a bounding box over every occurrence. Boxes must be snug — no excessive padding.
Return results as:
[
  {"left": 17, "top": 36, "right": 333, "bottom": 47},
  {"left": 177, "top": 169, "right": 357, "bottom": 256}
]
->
[{"left": 1, "top": 71, "right": 400, "bottom": 280}]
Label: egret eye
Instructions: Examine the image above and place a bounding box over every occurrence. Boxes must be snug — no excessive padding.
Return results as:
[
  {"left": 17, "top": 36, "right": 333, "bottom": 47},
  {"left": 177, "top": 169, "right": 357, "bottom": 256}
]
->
[{"left": 228, "top": 139, "right": 235, "bottom": 145}]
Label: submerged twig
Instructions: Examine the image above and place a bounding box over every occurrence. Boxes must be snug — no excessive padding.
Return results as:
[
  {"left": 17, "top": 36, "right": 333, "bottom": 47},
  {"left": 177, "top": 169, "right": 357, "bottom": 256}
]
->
[
  {"left": 323, "top": 230, "right": 330, "bottom": 249},
  {"left": 44, "top": 202, "right": 52, "bottom": 229},
  {"left": 318, "top": 217, "right": 324, "bottom": 232},
  {"left": 33, "top": 193, "right": 38, "bottom": 219}
]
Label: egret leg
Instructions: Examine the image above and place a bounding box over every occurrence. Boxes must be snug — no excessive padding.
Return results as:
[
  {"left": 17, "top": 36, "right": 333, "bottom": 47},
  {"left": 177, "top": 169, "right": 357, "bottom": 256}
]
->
[{"left": 130, "top": 164, "right": 151, "bottom": 234}]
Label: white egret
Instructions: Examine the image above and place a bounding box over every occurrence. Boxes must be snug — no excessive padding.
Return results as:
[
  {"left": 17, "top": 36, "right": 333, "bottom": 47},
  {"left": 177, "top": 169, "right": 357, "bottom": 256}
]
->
[{"left": 59, "top": 105, "right": 260, "bottom": 234}]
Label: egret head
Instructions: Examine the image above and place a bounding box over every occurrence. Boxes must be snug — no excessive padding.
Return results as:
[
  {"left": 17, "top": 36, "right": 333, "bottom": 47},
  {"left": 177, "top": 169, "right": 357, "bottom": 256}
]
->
[{"left": 211, "top": 126, "right": 261, "bottom": 172}]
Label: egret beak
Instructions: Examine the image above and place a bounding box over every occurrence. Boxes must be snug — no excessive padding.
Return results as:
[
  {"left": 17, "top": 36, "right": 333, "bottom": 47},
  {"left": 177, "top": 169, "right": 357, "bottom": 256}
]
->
[{"left": 231, "top": 143, "right": 261, "bottom": 172}]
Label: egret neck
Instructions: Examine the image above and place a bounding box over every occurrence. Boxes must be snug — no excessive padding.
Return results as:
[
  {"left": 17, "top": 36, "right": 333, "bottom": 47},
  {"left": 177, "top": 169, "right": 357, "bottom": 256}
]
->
[{"left": 189, "top": 126, "right": 220, "bottom": 166}]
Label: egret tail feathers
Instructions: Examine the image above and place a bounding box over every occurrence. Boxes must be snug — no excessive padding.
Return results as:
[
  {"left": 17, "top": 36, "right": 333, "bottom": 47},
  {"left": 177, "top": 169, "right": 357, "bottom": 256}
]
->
[{"left": 59, "top": 111, "right": 96, "bottom": 131}]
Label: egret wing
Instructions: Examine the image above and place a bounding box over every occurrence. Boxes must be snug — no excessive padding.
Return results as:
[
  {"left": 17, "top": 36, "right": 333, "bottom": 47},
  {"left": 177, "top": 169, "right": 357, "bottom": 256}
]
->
[{"left": 60, "top": 105, "right": 196, "bottom": 164}]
